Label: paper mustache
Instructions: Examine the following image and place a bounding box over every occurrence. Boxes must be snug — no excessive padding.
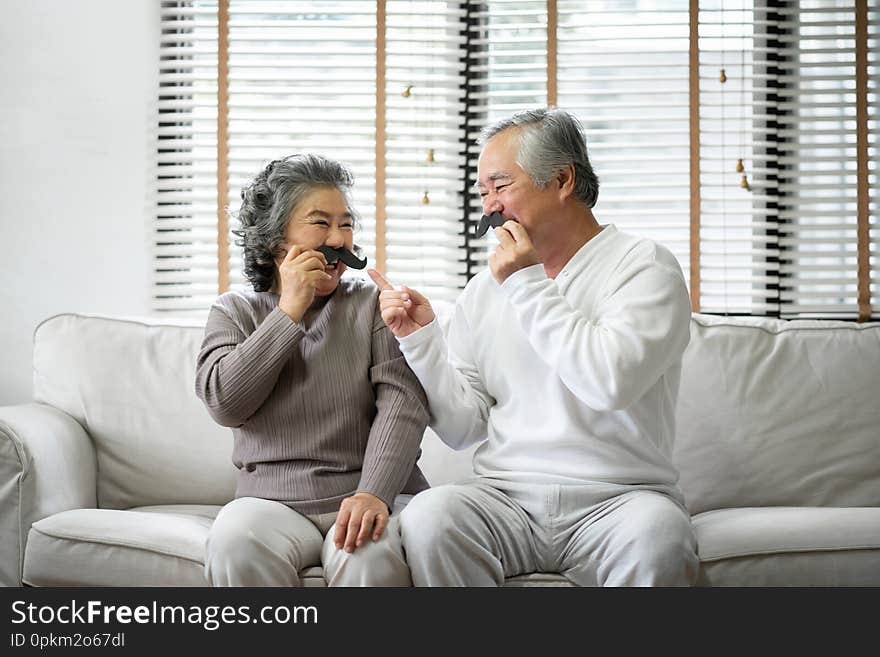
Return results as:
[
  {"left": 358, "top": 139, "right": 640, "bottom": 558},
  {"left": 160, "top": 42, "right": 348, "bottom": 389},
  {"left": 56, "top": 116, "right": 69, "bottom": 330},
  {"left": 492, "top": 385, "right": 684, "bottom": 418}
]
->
[
  {"left": 475, "top": 211, "right": 506, "bottom": 238},
  {"left": 317, "top": 245, "right": 368, "bottom": 270}
]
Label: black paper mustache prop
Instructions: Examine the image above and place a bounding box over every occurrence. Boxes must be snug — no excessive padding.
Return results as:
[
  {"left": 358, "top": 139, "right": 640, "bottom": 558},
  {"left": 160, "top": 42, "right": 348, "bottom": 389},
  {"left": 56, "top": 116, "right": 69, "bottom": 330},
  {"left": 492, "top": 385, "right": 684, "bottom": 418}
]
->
[
  {"left": 317, "top": 245, "right": 368, "bottom": 270},
  {"left": 475, "top": 211, "right": 506, "bottom": 238}
]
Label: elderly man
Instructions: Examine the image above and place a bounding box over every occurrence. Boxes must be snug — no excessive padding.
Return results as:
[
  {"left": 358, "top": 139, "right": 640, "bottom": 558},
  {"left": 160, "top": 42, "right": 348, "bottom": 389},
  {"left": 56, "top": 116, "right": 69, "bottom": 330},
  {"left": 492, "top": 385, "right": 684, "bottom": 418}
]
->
[{"left": 370, "top": 108, "right": 698, "bottom": 586}]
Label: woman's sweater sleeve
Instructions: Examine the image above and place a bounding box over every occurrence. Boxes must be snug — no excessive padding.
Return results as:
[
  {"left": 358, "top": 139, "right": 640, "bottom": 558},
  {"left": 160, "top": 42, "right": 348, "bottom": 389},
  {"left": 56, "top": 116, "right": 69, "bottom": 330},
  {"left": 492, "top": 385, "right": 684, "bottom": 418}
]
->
[
  {"left": 356, "top": 303, "right": 430, "bottom": 509},
  {"left": 194, "top": 302, "right": 305, "bottom": 427}
]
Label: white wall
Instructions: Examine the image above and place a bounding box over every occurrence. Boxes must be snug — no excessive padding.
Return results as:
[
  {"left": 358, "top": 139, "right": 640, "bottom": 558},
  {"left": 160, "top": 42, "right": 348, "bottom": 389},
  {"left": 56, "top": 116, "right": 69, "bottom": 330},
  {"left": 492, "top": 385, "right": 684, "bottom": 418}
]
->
[{"left": 0, "top": 0, "right": 160, "bottom": 404}]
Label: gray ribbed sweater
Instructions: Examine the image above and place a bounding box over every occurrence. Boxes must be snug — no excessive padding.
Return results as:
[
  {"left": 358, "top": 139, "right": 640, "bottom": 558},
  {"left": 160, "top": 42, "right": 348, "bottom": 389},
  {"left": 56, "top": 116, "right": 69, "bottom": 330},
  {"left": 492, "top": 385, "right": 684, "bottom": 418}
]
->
[{"left": 194, "top": 278, "right": 430, "bottom": 515}]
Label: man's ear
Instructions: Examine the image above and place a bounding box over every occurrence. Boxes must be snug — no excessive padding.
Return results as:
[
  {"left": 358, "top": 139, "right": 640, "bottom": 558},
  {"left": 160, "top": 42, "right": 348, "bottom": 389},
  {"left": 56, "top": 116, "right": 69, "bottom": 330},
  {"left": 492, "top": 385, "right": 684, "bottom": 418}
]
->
[{"left": 556, "top": 164, "right": 575, "bottom": 201}]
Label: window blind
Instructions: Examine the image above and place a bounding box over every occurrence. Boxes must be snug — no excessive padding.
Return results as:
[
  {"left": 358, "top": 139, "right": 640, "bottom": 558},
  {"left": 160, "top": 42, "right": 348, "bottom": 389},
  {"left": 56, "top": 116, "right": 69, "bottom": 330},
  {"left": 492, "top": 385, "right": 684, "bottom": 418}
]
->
[
  {"left": 869, "top": 2, "right": 879, "bottom": 317},
  {"left": 755, "top": 0, "right": 877, "bottom": 318},
  {"left": 155, "top": 1, "right": 469, "bottom": 312},
  {"left": 463, "top": 2, "right": 692, "bottom": 288},
  {"left": 464, "top": 0, "right": 548, "bottom": 275},
  {"left": 224, "top": 1, "right": 378, "bottom": 300},
  {"left": 698, "top": 0, "right": 767, "bottom": 314},
  {"left": 559, "top": 1, "right": 692, "bottom": 292},
  {"left": 384, "top": 1, "right": 468, "bottom": 300},
  {"left": 155, "top": 2, "right": 220, "bottom": 313}
]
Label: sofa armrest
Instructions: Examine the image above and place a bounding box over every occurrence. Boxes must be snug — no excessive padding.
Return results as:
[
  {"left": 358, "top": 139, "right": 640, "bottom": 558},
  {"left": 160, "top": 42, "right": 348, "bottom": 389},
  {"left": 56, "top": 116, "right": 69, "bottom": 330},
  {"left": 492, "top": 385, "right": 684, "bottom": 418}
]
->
[{"left": 0, "top": 403, "right": 97, "bottom": 586}]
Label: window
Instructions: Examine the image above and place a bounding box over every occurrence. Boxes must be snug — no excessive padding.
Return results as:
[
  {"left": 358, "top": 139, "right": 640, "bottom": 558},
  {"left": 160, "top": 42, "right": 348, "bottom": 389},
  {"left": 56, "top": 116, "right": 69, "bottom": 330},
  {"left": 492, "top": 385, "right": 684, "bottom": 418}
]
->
[{"left": 155, "top": 0, "right": 877, "bottom": 320}]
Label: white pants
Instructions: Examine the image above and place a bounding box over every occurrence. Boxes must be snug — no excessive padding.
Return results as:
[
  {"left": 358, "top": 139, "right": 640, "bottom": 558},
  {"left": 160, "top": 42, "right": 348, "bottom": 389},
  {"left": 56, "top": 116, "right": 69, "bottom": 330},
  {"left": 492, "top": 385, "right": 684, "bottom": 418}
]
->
[
  {"left": 206, "top": 496, "right": 412, "bottom": 587},
  {"left": 399, "top": 478, "right": 698, "bottom": 587}
]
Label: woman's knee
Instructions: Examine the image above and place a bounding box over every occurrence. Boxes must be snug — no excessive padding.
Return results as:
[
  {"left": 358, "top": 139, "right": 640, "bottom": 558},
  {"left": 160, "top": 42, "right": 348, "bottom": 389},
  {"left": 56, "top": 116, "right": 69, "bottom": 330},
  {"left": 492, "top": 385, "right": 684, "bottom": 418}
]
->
[
  {"left": 324, "top": 519, "right": 410, "bottom": 586},
  {"left": 206, "top": 498, "right": 265, "bottom": 559},
  {"left": 205, "top": 498, "right": 323, "bottom": 586}
]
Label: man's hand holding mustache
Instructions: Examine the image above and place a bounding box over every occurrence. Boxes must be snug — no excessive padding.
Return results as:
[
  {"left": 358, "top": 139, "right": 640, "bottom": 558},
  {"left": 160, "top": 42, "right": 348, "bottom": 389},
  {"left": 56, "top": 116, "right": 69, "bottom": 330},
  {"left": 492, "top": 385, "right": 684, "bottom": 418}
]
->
[{"left": 489, "top": 220, "right": 541, "bottom": 284}]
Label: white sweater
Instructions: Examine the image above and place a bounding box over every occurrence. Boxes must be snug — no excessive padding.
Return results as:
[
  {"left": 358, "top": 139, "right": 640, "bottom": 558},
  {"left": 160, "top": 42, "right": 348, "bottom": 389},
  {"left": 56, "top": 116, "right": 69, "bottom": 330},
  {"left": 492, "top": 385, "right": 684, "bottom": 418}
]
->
[{"left": 397, "top": 224, "right": 692, "bottom": 489}]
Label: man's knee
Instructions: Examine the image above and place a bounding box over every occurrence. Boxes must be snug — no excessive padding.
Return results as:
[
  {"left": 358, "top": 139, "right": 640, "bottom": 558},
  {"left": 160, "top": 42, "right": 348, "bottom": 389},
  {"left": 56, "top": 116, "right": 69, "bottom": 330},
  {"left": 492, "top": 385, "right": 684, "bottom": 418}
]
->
[
  {"left": 617, "top": 494, "right": 698, "bottom": 586},
  {"left": 399, "top": 486, "right": 469, "bottom": 551},
  {"left": 641, "top": 524, "right": 698, "bottom": 585}
]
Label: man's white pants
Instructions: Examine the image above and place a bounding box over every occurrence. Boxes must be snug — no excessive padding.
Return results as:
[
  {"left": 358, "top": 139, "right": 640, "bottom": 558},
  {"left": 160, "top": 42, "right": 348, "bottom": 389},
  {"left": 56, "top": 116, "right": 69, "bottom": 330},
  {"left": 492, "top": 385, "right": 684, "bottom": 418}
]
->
[
  {"left": 206, "top": 496, "right": 412, "bottom": 587},
  {"left": 399, "top": 478, "right": 699, "bottom": 587}
]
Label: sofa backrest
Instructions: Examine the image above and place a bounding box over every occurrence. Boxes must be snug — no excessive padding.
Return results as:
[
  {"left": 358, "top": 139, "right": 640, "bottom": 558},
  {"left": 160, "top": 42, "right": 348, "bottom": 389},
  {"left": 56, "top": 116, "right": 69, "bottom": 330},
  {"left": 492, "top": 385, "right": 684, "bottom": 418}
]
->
[
  {"left": 32, "top": 310, "right": 880, "bottom": 514},
  {"left": 33, "top": 314, "right": 237, "bottom": 509},
  {"left": 421, "top": 307, "right": 880, "bottom": 512},
  {"left": 673, "top": 313, "right": 880, "bottom": 514}
]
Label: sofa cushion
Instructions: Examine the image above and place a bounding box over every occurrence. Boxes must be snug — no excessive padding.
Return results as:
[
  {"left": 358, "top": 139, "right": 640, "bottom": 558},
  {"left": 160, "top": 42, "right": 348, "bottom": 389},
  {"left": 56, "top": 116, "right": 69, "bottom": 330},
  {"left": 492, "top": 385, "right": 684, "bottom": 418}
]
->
[
  {"left": 23, "top": 505, "right": 220, "bottom": 586},
  {"left": 32, "top": 314, "right": 237, "bottom": 509},
  {"left": 23, "top": 502, "right": 578, "bottom": 588},
  {"left": 693, "top": 506, "right": 880, "bottom": 586},
  {"left": 674, "top": 314, "right": 880, "bottom": 514},
  {"left": 22, "top": 505, "right": 326, "bottom": 587}
]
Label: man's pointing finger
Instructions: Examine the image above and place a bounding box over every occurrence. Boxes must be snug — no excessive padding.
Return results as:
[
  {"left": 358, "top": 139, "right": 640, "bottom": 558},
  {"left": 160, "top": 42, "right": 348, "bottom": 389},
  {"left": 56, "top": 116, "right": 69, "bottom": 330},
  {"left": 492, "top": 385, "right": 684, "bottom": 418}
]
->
[{"left": 368, "top": 268, "right": 394, "bottom": 292}]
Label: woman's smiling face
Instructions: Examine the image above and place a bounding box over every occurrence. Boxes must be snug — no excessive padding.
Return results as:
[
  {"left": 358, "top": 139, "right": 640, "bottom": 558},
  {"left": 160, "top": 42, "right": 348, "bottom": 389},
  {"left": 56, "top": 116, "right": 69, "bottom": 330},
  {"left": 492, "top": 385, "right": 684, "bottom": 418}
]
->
[{"left": 279, "top": 185, "right": 354, "bottom": 297}]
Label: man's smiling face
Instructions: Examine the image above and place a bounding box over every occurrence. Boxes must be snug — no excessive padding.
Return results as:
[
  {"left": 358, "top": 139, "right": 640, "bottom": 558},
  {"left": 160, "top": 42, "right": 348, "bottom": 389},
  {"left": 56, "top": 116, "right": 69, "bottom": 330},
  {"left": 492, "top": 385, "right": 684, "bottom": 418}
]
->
[{"left": 476, "top": 128, "right": 563, "bottom": 238}]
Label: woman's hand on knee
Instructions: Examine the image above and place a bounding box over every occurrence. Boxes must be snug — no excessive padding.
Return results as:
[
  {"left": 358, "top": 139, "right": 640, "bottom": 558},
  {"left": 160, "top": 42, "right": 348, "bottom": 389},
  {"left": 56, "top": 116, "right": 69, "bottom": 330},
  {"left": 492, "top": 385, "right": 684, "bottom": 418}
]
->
[{"left": 334, "top": 492, "right": 390, "bottom": 553}]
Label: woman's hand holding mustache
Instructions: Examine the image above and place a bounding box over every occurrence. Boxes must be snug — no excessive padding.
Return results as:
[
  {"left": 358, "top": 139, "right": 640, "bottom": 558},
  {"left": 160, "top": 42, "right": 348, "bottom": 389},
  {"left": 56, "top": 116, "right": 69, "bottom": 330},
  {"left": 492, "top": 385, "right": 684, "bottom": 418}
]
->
[{"left": 277, "top": 244, "right": 331, "bottom": 323}]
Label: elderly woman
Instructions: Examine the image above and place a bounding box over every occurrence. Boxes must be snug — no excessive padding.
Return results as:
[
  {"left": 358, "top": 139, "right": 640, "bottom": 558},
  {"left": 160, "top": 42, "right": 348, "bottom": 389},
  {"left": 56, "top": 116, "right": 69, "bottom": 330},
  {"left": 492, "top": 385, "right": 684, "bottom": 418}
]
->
[{"left": 195, "top": 153, "right": 429, "bottom": 587}]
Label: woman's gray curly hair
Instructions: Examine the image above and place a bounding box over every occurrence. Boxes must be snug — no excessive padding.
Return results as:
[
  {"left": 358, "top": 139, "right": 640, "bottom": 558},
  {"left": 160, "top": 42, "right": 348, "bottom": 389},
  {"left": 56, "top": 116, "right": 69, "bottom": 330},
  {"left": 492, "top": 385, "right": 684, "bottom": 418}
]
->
[{"left": 232, "top": 153, "right": 358, "bottom": 292}]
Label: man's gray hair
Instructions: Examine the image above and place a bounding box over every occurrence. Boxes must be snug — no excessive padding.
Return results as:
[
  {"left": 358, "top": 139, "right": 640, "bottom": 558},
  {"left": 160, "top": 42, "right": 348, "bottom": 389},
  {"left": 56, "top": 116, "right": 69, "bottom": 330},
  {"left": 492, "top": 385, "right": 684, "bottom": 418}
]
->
[
  {"left": 232, "top": 153, "right": 358, "bottom": 292},
  {"left": 479, "top": 107, "right": 599, "bottom": 208}
]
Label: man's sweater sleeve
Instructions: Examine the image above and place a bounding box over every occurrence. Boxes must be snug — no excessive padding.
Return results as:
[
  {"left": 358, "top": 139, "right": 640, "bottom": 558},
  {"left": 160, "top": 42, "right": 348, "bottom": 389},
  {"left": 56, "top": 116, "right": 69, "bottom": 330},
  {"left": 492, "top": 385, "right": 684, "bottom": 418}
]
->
[
  {"left": 194, "top": 302, "right": 305, "bottom": 427},
  {"left": 397, "top": 301, "right": 494, "bottom": 450},
  {"left": 357, "top": 306, "right": 430, "bottom": 510},
  {"left": 499, "top": 259, "right": 691, "bottom": 412}
]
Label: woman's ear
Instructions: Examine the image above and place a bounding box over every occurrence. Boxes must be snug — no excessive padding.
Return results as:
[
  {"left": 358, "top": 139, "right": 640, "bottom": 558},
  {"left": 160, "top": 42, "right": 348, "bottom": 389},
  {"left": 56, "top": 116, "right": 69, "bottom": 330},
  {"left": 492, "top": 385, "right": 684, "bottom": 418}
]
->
[{"left": 272, "top": 244, "right": 287, "bottom": 267}]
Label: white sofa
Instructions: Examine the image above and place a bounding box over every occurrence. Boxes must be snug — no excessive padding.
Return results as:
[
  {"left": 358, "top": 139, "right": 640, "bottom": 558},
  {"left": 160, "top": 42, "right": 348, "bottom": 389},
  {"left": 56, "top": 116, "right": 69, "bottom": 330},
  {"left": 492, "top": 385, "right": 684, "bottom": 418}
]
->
[{"left": 2, "top": 309, "right": 879, "bottom": 587}]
